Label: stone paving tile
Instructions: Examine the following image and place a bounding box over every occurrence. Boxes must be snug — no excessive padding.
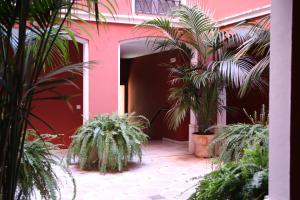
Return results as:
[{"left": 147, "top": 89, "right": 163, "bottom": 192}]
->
[{"left": 55, "top": 141, "right": 213, "bottom": 200}]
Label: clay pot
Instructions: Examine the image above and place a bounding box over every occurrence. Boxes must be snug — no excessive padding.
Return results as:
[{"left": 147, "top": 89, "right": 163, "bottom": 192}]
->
[{"left": 192, "top": 133, "right": 214, "bottom": 158}]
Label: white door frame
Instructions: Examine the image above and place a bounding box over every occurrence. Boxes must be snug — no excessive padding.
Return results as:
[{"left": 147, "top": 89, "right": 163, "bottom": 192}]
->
[{"left": 74, "top": 36, "right": 89, "bottom": 122}]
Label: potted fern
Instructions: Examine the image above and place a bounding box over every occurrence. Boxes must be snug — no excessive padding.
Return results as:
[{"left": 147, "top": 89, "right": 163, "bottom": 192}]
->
[{"left": 67, "top": 113, "right": 149, "bottom": 173}]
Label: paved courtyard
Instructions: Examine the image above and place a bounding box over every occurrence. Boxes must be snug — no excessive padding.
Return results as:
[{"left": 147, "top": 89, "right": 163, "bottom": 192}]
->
[{"left": 57, "top": 141, "right": 213, "bottom": 200}]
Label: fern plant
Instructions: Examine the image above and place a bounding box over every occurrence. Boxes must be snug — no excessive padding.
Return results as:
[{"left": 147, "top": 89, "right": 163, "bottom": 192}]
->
[
  {"left": 210, "top": 105, "right": 268, "bottom": 163},
  {"left": 189, "top": 145, "right": 268, "bottom": 200},
  {"left": 17, "top": 130, "right": 76, "bottom": 200},
  {"left": 67, "top": 113, "right": 149, "bottom": 173}
]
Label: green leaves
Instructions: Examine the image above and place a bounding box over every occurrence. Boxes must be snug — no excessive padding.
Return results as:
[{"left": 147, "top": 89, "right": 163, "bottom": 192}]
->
[
  {"left": 210, "top": 123, "right": 268, "bottom": 163},
  {"left": 139, "top": 5, "right": 265, "bottom": 132},
  {"left": 0, "top": 0, "right": 117, "bottom": 199},
  {"left": 190, "top": 106, "right": 269, "bottom": 199},
  {"left": 190, "top": 146, "right": 268, "bottom": 200},
  {"left": 67, "top": 113, "right": 149, "bottom": 173},
  {"left": 17, "top": 130, "right": 76, "bottom": 200}
]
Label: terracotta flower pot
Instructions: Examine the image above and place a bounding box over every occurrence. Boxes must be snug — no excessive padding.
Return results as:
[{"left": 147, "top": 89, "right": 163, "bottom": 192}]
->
[{"left": 192, "top": 133, "right": 214, "bottom": 158}]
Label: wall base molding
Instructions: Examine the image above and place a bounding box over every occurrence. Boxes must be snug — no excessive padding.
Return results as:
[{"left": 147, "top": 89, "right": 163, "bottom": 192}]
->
[{"left": 162, "top": 137, "right": 189, "bottom": 145}]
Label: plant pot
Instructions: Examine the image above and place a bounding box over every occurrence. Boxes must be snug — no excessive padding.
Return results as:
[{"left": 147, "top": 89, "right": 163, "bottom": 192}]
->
[{"left": 192, "top": 133, "right": 214, "bottom": 158}]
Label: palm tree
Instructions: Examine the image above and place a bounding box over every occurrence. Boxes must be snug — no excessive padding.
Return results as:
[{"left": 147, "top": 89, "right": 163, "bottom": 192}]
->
[
  {"left": 236, "top": 15, "right": 270, "bottom": 97},
  {"left": 0, "top": 0, "right": 116, "bottom": 199},
  {"left": 139, "top": 5, "right": 254, "bottom": 132}
]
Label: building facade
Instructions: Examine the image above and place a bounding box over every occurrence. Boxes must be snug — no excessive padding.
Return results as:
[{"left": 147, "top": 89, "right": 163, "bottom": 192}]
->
[{"left": 32, "top": 0, "right": 271, "bottom": 148}]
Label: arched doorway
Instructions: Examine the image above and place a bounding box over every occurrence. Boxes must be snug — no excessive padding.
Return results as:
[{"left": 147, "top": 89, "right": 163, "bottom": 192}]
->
[{"left": 118, "top": 38, "right": 190, "bottom": 142}]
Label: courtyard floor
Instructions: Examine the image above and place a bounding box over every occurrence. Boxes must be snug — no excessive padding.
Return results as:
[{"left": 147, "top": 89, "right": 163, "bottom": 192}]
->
[{"left": 57, "top": 140, "right": 213, "bottom": 200}]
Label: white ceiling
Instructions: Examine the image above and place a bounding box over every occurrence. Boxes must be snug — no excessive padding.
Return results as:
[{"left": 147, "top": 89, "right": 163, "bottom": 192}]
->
[{"left": 120, "top": 39, "right": 165, "bottom": 59}]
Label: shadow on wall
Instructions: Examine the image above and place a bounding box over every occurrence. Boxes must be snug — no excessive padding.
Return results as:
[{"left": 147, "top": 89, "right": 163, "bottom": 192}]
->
[
  {"left": 29, "top": 42, "right": 84, "bottom": 148},
  {"left": 120, "top": 50, "right": 189, "bottom": 141}
]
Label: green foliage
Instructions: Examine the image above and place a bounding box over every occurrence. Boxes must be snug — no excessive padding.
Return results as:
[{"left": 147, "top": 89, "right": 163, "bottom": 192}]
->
[
  {"left": 67, "top": 113, "right": 149, "bottom": 173},
  {"left": 243, "top": 104, "right": 268, "bottom": 126},
  {"left": 139, "top": 5, "right": 255, "bottom": 131},
  {"left": 210, "top": 106, "right": 268, "bottom": 163},
  {"left": 189, "top": 146, "right": 268, "bottom": 200},
  {"left": 166, "top": 66, "right": 223, "bottom": 132},
  {"left": 0, "top": 0, "right": 116, "bottom": 198},
  {"left": 17, "top": 130, "right": 76, "bottom": 200},
  {"left": 210, "top": 123, "right": 268, "bottom": 163},
  {"left": 237, "top": 15, "right": 270, "bottom": 97}
]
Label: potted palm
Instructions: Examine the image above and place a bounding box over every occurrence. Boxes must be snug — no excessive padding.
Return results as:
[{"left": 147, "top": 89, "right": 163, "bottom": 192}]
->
[
  {"left": 192, "top": 84, "right": 221, "bottom": 158},
  {"left": 167, "top": 66, "right": 222, "bottom": 157},
  {"left": 139, "top": 6, "right": 253, "bottom": 157}
]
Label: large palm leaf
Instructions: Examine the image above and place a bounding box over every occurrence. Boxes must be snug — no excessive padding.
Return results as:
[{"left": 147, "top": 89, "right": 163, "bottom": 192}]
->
[
  {"left": 235, "top": 15, "right": 270, "bottom": 97},
  {"left": 0, "top": 0, "right": 116, "bottom": 199},
  {"left": 138, "top": 5, "right": 254, "bottom": 130}
]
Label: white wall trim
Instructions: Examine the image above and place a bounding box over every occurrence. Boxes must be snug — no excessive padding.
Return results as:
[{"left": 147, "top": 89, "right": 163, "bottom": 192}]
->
[
  {"left": 74, "top": 36, "right": 89, "bottom": 122},
  {"left": 70, "top": 4, "right": 270, "bottom": 27},
  {"left": 64, "top": 36, "right": 89, "bottom": 123},
  {"left": 117, "top": 44, "right": 121, "bottom": 114},
  {"left": 162, "top": 137, "right": 189, "bottom": 145},
  {"left": 217, "top": 5, "right": 271, "bottom": 26},
  {"left": 71, "top": 11, "right": 174, "bottom": 25}
]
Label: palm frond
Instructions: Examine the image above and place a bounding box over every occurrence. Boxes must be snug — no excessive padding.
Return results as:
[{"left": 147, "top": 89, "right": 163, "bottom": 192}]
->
[
  {"left": 190, "top": 145, "right": 268, "bottom": 200},
  {"left": 17, "top": 130, "right": 76, "bottom": 200},
  {"left": 0, "top": 0, "right": 117, "bottom": 198}
]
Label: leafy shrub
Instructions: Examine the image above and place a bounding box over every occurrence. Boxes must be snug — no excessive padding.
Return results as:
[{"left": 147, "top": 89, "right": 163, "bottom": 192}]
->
[
  {"left": 210, "top": 123, "right": 268, "bottom": 163},
  {"left": 189, "top": 145, "right": 268, "bottom": 200},
  {"left": 67, "top": 113, "right": 149, "bottom": 173},
  {"left": 17, "top": 130, "right": 76, "bottom": 200},
  {"left": 210, "top": 105, "right": 268, "bottom": 163}
]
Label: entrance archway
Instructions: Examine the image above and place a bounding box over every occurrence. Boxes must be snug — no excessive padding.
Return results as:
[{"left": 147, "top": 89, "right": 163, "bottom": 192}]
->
[{"left": 118, "top": 38, "right": 190, "bottom": 143}]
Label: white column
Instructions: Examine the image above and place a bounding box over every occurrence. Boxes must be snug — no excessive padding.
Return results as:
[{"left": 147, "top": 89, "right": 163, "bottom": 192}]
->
[
  {"left": 82, "top": 41, "right": 89, "bottom": 122},
  {"left": 188, "top": 111, "right": 198, "bottom": 153},
  {"left": 188, "top": 49, "right": 198, "bottom": 153},
  {"left": 269, "top": 0, "right": 292, "bottom": 199}
]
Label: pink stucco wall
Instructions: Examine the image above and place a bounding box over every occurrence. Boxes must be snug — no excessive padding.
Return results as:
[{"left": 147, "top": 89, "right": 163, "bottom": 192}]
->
[
  {"left": 71, "top": 0, "right": 271, "bottom": 118},
  {"left": 79, "top": 0, "right": 271, "bottom": 19},
  {"left": 189, "top": 0, "right": 271, "bottom": 20},
  {"left": 71, "top": 23, "right": 158, "bottom": 116}
]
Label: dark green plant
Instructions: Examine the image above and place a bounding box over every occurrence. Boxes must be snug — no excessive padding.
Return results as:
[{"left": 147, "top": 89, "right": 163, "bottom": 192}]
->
[
  {"left": 17, "top": 130, "right": 76, "bottom": 200},
  {"left": 210, "top": 106, "right": 268, "bottom": 163},
  {"left": 236, "top": 15, "right": 270, "bottom": 97},
  {"left": 189, "top": 145, "right": 268, "bottom": 200},
  {"left": 67, "top": 113, "right": 149, "bottom": 173},
  {"left": 0, "top": 0, "right": 116, "bottom": 199},
  {"left": 167, "top": 66, "right": 223, "bottom": 133},
  {"left": 211, "top": 123, "right": 268, "bottom": 163},
  {"left": 243, "top": 104, "right": 268, "bottom": 126}
]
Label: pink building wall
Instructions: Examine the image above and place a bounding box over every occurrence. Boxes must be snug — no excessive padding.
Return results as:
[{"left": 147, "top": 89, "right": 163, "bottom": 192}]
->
[
  {"left": 71, "top": 0, "right": 271, "bottom": 118},
  {"left": 189, "top": 0, "right": 271, "bottom": 20},
  {"left": 31, "top": 0, "right": 271, "bottom": 146},
  {"left": 85, "top": 0, "right": 271, "bottom": 18},
  {"left": 72, "top": 23, "right": 157, "bottom": 116}
]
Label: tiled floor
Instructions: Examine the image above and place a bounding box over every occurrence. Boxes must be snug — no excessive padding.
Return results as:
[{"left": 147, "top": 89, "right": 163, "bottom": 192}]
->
[{"left": 56, "top": 141, "right": 213, "bottom": 200}]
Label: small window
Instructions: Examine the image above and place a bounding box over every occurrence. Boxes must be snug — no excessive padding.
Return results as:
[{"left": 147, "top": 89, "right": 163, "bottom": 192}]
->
[{"left": 135, "top": 0, "right": 181, "bottom": 15}]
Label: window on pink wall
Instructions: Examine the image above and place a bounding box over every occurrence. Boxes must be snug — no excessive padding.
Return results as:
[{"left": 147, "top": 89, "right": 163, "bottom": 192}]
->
[{"left": 135, "top": 0, "right": 181, "bottom": 15}]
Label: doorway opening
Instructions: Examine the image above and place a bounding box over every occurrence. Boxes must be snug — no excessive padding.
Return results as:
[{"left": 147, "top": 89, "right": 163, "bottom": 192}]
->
[{"left": 119, "top": 38, "right": 189, "bottom": 142}]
